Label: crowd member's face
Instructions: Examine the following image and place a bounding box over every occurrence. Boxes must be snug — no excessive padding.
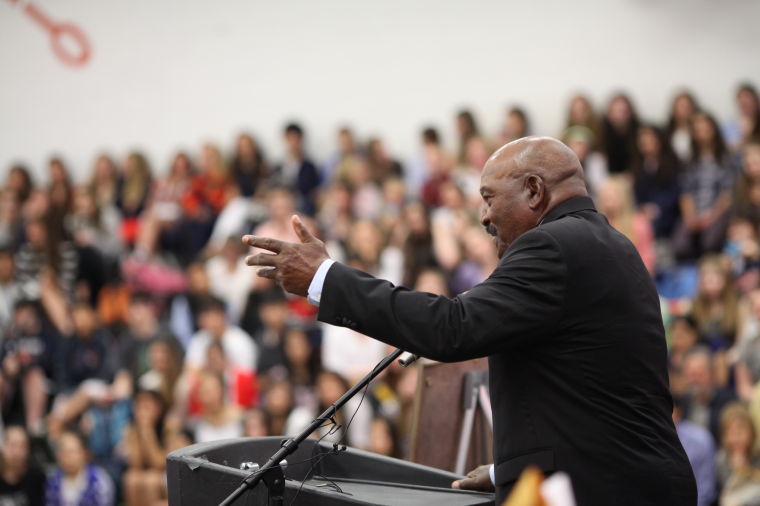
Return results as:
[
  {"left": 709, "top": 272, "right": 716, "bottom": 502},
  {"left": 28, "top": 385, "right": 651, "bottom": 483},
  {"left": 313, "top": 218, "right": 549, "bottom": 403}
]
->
[
  {"left": 0, "top": 252, "right": 14, "bottom": 283},
  {"left": 723, "top": 418, "right": 754, "bottom": 454},
  {"left": 23, "top": 189, "right": 49, "bottom": 219},
  {"left": 285, "top": 132, "right": 303, "bottom": 153},
  {"left": 73, "top": 188, "right": 96, "bottom": 217},
  {"left": 699, "top": 265, "right": 725, "bottom": 298},
  {"left": 317, "top": 373, "right": 345, "bottom": 406},
  {"left": 479, "top": 158, "right": 533, "bottom": 258},
  {"left": 268, "top": 190, "right": 295, "bottom": 222},
  {"left": 25, "top": 221, "right": 46, "bottom": 248},
  {"left": 439, "top": 181, "right": 464, "bottom": 209},
  {"left": 128, "top": 301, "right": 155, "bottom": 331},
  {"left": 171, "top": 154, "right": 191, "bottom": 178},
  {"left": 369, "top": 419, "right": 394, "bottom": 457},
  {"left": 465, "top": 138, "right": 490, "bottom": 171},
  {"left": 149, "top": 342, "right": 171, "bottom": 372},
  {"left": 683, "top": 354, "right": 713, "bottom": 397},
  {"left": 0, "top": 189, "right": 19, "bottom": 222},
  {"left": 123, "top": 155, "right": 139, "bottom": 177},
  {"left": 134, "top": 392, "right": 162, "bottom": 424},
  {"left": 743, "top": 146, "right": 760, "bottom": 179},
  {"left": 284, "top": 329, "right": 311, "bottom": 367},
  {"left": 265, "top": 382, "right": 292, "bottom": 416},
  {"left": 187, "top": 264, "right": 210, "bottom": 294},
  {"left": 244, "top": 410, "right": 269, "bottom": 437},
  {"left": 206, "top": 345, "right": 226, "bottom": 374},
  {"left": 598, "top": 180, "right": 625, "bottom": 217},
  {"left": 692, "top": 115, "right": 715, "bottom": 146},
  {"left": 608, "top": 97, "right": 632, "bottom": 127},
  {"left": 199, "top": 309, "right": 227, "bottom": 339},
  {"left": 3, "top": 427, "right": 30, "bottom": 469},
  {"left": 72, "top": 306, "right": 97, "bottom": 338},
  {"left": 349, "top": 222, "right": 382, "bottom": 263},
  {"left": 737, "top": 89, "right": 759, "bottom": 118},
  {"left": 637, "top": 128, "right": 660, "bottom": 157},
  {"left": 569, "top": 97, "right": 591, "bottom": 125},
  {"left": 404, "top": 203, "right": 428, "bottom": 235},
  {"left": 259, "top": 301, "right": 288, "bottom": 331},
  {"left": 673, "top": 95, "right": 695, "bottom": 123},
  {"left": 13, "top": 306, "right": 39, "bottom": 335},
  {"left": 382, "top": 179, "right": 405, "bottom": 206},
  {"left": 95, "top": 156, "right": 114, "bottom": 181},
  {"left": 506, "top": 112, "right": 526, "bottom": 139},
  {"left": 369, "top": 139, "right": 385, "bottom": 160},
  {"left": 57, "top": 433, "right": 87, "bottom": 476},
  {"left": 237, "top": 136, "right": 255, "bottom": 158},
  {"left": 198, "top": 375, "right": 224, "bottom": 413},
  {"left": 338, "top": 131, "right": 354, "bottom": 154},
  {"left": 670, "top": 320, "right": 698, "bottom": 352},
  {"left": 49, "top": 161, "right": 67, "bottom": 184},
  {"left": 567, "top": 139, "right": 589, "bottom": 162}
]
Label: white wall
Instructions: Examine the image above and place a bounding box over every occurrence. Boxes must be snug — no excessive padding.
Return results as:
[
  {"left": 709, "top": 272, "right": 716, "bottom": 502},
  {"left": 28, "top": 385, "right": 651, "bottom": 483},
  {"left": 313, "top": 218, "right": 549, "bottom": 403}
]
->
[{"left": 1, "top": 0, "right": 759, "bottom": 182}]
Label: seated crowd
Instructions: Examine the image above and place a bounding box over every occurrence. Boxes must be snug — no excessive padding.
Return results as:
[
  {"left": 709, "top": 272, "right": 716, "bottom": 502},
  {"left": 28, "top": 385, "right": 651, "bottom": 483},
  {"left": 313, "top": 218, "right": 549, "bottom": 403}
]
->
[{"left": 1, "top": 83, "right": 760, "bottom": 505}]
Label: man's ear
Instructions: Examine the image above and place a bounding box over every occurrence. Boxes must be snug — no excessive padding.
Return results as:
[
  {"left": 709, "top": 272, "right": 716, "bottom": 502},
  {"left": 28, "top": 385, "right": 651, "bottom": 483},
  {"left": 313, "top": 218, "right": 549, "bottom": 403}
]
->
[{"left": 525, "top": 174, "right": 545, "bottom": 209}]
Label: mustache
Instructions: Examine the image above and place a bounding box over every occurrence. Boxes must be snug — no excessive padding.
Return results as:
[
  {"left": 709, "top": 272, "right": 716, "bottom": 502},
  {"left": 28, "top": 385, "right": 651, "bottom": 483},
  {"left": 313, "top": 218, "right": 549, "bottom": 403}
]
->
[{"left": 485, "top": 224, "right": 498, "bottom": 237}]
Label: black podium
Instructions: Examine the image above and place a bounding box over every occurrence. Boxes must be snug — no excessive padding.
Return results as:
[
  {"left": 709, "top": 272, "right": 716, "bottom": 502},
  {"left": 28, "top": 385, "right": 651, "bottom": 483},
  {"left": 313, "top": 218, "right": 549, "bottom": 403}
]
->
[{"left": 167, "top": 436, "right": 494, "bottom": 505}]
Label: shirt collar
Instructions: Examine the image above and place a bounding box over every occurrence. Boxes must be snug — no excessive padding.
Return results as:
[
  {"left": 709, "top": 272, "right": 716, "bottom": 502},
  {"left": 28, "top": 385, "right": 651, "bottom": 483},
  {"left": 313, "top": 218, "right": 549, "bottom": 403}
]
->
[{"left": 539, "top": 195, "right": 597, "bottom": 226}]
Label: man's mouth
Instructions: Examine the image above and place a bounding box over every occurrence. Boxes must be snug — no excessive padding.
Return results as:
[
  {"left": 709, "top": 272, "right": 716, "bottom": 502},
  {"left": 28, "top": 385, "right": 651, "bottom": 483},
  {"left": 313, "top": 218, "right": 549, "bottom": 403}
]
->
[{"left": 485, "top": 224, "right": 498, "bottom": 237}]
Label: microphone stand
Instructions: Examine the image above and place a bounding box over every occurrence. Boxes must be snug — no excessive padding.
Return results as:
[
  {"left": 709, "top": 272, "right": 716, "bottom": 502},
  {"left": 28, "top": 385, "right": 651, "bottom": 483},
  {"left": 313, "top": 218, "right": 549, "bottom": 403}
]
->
[{"left": 219, "top": 347, "right": 416, "bottom": 506}]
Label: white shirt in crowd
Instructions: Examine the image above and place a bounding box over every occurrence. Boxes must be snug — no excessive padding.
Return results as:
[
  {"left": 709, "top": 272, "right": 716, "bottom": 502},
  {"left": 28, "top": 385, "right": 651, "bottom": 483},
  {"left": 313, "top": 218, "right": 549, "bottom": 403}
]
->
[{"left": 185, "top": 325, "right": 258, "bottom": 372}]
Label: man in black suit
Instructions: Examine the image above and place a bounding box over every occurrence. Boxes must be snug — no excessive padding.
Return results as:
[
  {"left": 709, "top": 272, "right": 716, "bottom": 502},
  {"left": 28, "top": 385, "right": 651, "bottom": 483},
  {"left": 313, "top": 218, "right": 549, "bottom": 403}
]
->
[{"left": 244, "top": 137, "right": 697, "bottom": 505}]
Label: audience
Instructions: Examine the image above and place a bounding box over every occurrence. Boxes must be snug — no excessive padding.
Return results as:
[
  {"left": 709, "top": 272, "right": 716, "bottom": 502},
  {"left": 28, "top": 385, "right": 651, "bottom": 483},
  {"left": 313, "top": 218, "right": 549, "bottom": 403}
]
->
[{"left": 2, "top": 82, "right": 760, "bottom": 505}]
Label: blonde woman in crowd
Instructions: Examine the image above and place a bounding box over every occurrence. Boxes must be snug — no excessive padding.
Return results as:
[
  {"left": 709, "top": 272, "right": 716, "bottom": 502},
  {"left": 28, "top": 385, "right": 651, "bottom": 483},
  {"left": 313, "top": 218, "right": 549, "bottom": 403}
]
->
[
  {"left": 717, "top": 403, "right": 760, "bottom": 505},
  {"left": 597, "top": 176, "right": 656, "bottom": 274}
]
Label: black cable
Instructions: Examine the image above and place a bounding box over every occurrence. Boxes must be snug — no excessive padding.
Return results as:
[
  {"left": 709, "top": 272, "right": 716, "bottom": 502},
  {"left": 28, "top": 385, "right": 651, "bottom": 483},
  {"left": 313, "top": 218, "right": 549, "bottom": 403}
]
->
[
  {"left": 287, "top": 421, "right": 344, "bottom": 505},
  {"left": 225, "top": 419, "right": 338, "bottom": 497},
  {"left": 287, "top": 355, "right": 385, "bottom": 505}
]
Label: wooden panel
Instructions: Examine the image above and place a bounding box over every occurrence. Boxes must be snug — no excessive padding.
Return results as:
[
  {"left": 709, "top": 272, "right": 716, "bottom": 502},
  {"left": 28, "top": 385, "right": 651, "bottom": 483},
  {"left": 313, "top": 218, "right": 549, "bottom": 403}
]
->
[{"left": 409, "top": 359, "right": 493, "bottom": 474}]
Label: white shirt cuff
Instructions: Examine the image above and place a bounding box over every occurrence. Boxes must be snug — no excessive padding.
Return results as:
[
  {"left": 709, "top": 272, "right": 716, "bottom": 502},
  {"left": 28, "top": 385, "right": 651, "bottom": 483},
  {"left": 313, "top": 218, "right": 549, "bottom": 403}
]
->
[
  {"left": 489, "top": 464, "right": 495, "bottom": 485},
  {"left": 307, "top": 259, "right": 336, "bottom": 306}
]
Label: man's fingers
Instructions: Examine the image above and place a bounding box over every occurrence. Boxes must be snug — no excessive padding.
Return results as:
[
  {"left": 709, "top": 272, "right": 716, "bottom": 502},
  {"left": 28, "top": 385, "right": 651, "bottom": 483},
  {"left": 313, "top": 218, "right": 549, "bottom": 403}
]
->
[
  {"left": 292, "top": 215, "right": 316, "bottom": 244},
  {"left": 452, "top": 477, "right": 474, "bottom": 490},
  {"left": 242, "top": 234, "right": 283, "bottom": 253},
  {"left": 245, "top": 252, "right": 278, "bottom": 267},
  {"left": 256, "top": 266, "right": 277, "bottom": 280}
]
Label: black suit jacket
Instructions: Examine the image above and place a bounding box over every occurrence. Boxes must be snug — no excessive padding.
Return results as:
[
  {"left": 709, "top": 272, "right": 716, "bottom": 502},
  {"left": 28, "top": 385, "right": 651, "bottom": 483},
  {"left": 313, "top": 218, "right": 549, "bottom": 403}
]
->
[{"left": 318, "top": 196, "right": 696, "bottom": 505}]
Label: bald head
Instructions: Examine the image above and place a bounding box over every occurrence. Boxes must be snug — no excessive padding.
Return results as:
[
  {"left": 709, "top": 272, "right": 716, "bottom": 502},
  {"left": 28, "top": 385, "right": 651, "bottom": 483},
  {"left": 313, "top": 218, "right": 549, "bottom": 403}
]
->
[
  {"left": 479, "top": 136, "right": 588, "bottom": 257},
  {"left": 488, "top": 136, "right": 587, "bottom": 201}
]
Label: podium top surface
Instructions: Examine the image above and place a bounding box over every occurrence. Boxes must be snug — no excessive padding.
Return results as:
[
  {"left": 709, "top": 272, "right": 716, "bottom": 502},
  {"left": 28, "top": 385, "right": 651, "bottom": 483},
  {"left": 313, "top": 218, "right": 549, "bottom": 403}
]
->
[{"left": 167, "top": 437, "right": 494, "bottom": 505}]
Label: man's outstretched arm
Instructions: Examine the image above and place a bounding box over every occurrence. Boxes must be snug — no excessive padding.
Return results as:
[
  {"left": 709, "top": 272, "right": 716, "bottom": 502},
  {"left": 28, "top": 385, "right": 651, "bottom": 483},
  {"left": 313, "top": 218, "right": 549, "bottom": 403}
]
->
[{"left": 244, "top": 214, "right": 566, "bottom": 362}]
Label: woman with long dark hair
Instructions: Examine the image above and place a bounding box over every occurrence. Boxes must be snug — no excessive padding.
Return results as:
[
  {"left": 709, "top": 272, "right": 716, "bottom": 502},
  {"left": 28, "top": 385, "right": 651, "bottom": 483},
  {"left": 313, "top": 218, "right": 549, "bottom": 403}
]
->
[
  {"left": 122, "top": 389, "right": 168, "bottom": 506},
  {"left": 601, "top": 92, "right": 640, "bottom": 174},
  {"left": 455, "top": 109, "right": 481, "bottom": 165},
  {"left": 631, "top": 125, "right": 682, "bottom": 240},
  {"left": 674, "top": 112, "right": 736, "bottom": 259},
  {"left": 666, "top": 90, "right": 700, "bottom": 163},
  {"left": 230, "top": 133, "right": 267, "bottom": 198}
]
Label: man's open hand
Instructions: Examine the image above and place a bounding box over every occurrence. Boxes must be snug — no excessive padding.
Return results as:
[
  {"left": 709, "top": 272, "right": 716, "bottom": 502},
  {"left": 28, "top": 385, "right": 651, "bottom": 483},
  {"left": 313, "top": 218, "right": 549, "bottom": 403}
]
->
[
  {"left": 243, "top": 215, "right": 330, "bottom": 297},
  {"left": 451, "top": 464, "right": 495, "bottom": 493}
]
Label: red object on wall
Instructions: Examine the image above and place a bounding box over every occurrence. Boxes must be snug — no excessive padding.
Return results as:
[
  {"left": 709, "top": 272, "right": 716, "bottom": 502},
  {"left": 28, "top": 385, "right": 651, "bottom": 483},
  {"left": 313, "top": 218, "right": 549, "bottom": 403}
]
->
[{"left": 6, "top": 0, "right": 92, "bottom": 67}]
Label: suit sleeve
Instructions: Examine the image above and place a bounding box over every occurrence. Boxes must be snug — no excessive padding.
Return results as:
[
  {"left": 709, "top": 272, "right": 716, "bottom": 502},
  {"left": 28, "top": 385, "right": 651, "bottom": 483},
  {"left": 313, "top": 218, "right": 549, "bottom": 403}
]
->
[{"left": 317, "top": 228, "right": 566, "bottom": 361}]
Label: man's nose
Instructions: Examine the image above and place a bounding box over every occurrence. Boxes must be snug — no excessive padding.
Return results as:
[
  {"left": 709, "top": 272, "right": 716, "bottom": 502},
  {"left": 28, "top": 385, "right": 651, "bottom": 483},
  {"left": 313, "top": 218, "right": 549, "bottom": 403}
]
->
[{"left": 480, "top": 206, "right": 489, "bottom": 227}]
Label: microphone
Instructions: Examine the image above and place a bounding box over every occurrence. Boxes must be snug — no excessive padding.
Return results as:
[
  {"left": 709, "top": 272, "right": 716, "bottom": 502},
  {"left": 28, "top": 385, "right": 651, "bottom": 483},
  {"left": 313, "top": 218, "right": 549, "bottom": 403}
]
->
[{"left": 398, "top": 352, "right": 420, "bottom": 367}]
